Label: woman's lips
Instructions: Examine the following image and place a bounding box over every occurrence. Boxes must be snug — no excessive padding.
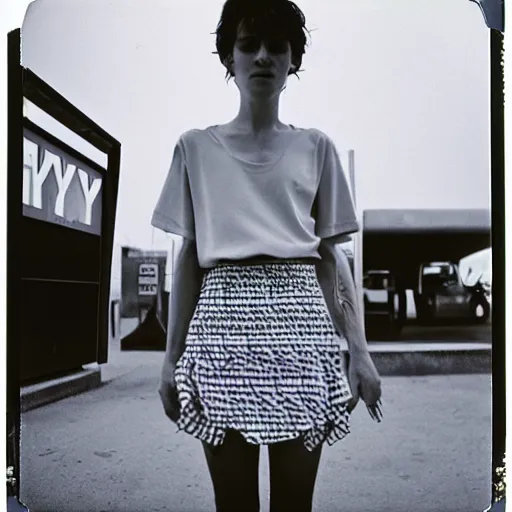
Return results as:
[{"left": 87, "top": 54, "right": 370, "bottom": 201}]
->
[{"left": 251, "top": 73, "right": 274, "bottom": 78}]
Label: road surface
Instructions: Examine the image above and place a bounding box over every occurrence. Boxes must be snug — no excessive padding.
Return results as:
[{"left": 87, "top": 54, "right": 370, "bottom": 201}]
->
[{"left": 19, "top": 352, "right": 492, "bottom": 512}]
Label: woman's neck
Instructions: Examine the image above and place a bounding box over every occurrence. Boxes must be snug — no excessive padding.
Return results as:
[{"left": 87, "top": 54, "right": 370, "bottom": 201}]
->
[{"left": 231, "top": 96, "right": 285, "bottom": 134}]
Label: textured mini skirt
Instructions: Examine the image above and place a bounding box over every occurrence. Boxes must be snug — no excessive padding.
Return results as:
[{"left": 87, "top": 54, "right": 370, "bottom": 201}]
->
[{"left": 173, "top": 259, "right": 353, "bottom": 452}]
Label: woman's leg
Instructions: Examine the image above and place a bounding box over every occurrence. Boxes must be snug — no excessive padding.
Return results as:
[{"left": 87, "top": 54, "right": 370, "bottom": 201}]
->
[
  {"left": 268, "top": 436, "right": 323, "bottom": 512},
  {"left": 202, "top": 429, "right": 261, "bottom": 512}
]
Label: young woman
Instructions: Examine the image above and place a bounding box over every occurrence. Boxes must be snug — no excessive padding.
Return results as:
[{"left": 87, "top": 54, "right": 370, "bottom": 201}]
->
[{"left": 152, "top": 1, "right": 382, "bottom": 511}]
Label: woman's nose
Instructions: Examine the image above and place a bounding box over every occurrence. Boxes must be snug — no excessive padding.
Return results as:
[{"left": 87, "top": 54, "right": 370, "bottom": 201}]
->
[{"left": 254, "top": 43, "right": 270, "bottom": 63}]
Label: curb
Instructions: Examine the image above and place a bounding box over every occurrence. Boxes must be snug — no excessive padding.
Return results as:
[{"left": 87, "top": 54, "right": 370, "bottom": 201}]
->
[
  {"left": 372, "top": 348, "right": 491, "bottom": 376},
  {"left": 20, "top": 367, "right": 102, "bottom": 413}
]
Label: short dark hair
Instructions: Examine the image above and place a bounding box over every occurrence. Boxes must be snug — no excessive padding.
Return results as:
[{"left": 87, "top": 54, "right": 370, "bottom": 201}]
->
[{"left": 214, "top": 0, "right": 310, "bottom": 79}]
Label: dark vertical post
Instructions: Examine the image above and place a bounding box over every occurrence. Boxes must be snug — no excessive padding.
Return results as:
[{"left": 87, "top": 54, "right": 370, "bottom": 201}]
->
[
  {"left": 97, "top": 140, "right": 121, "bottom": 364},
  {"left": 490, "top": 27, "right": 505, "bottom": 503}
]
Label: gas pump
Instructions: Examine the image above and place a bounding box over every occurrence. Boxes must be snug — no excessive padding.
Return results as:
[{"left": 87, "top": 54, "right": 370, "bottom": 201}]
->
[{"left": 120, "top": 248, "right": 167, "bottom": 350}]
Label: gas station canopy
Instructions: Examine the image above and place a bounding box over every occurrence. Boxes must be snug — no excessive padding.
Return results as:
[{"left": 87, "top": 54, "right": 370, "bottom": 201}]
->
[{"left": 362, "top": 209, "right": 491, "bottom": 286}]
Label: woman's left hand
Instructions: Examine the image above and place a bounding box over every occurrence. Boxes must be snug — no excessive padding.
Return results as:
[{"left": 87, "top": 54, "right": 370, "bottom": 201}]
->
[{"left": 347, "top": 351, "right": 382, "bottom": 420}]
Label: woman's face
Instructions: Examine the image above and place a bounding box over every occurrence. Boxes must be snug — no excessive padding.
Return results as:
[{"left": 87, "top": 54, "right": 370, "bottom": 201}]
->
[{"left": 230, "top": 23, "right": 295, "bottom": 100}]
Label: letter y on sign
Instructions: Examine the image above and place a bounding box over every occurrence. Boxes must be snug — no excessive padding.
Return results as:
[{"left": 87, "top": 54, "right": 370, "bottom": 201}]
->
[{"left": 78, "top": 169, "right": 102, "bottom": 226}]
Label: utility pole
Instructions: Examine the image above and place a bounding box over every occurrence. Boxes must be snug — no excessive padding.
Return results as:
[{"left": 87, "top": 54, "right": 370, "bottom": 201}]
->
[{"left": 348, "top": 150, "right": 365, "bottom": 320}]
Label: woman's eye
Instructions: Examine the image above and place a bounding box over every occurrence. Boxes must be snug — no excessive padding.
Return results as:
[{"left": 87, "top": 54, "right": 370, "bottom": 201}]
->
[
  {"left": 267, "top": 40, "right": 288, "bottom": 54},
  {"left": 237, "top": 38, "right": 288, "bottom": 54},
  {"left": 238, "top": 39, "right": 260, "bottom": 53}
]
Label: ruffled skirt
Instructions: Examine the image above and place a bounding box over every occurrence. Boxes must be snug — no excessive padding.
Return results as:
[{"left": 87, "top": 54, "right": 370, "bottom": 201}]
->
[{"left": 174, "top": 260, "right": 353, "bottom": 452}]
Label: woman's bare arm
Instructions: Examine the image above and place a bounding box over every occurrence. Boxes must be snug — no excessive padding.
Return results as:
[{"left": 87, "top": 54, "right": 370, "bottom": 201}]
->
[
  {"left": 161, "top": 237, "right": 204, "bottom": 382},
  {"left": 315, "top": 238, "right": 367, "bottom": 356},
  {"left": 316, "top": 237, "right": 382, "bottom": 409}
]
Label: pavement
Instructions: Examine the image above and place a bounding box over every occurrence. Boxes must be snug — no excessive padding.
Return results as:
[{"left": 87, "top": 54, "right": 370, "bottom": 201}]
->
[
  {"left": 19, "top": 358, "right": 492, "bottom": 512},
  {"left": 16, "top": 318, "right": 494, "bottom": 511}
]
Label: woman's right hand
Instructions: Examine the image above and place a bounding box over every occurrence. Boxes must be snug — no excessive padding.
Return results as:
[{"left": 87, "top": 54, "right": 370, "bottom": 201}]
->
[{"left": 158, "top": 362, "right": 181, "bottom": 423}]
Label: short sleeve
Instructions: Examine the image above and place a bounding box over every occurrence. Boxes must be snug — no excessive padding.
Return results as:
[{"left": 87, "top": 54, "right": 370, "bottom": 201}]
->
[
  {"left": 151, "top": 139, "right": 195, "bottom": 240},
  {"left": 314, "top": 133, "right": 359, "bottom": 239}
]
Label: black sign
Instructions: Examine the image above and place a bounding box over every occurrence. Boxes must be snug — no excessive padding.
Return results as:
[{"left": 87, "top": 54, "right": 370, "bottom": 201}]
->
[{"left": 23, "top": 127, "right": 103, "bottom": 236}]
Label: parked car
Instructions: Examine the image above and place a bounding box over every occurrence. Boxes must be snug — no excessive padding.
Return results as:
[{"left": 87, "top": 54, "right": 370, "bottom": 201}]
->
[{"left": 416, "top": 261, "right": 490, "bottom": 324}]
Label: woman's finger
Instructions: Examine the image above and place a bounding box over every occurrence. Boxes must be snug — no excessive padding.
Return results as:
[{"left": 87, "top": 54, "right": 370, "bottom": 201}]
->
[
  {"left": 366, "top": 404, "right": 375, "bottom": 421},
  {"left": 347, "top": 395, "right": 359, "bottom": 412},
  {"left": 367, "top": 404, "right": 382, "bottom": 423},
  {"left": 373, "top": 403, "right": 383, "bottom": 422},
  {"left": 159, "top": 387, "right": 181, "bottom": 423},
  {"left": 167, "top": 408, "right": 180, "bottom": 423}
]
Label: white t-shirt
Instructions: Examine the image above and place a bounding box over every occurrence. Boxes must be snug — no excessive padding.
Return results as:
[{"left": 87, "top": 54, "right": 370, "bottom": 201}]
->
[{"left": 151, "top": 125, "right": 359, "bottom": 268}]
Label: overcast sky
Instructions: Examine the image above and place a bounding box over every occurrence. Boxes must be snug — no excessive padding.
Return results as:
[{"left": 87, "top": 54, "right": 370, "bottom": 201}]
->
[{"left": 18, "top": 0, "right": 493, "bottom": 280}]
